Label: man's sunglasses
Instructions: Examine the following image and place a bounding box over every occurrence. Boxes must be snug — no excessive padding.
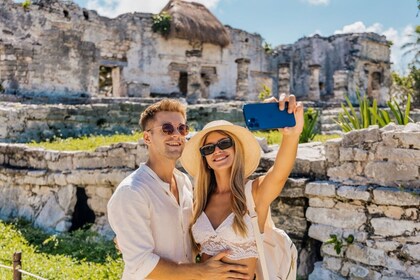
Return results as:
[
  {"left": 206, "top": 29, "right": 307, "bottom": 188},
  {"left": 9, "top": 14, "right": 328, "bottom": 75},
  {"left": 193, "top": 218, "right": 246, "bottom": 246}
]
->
[
  {"left": 200, "top": 137, "right": 234, "bottom": 156},
  {"left": 146, "top": 123, "right": 189, "bottom": 136}
]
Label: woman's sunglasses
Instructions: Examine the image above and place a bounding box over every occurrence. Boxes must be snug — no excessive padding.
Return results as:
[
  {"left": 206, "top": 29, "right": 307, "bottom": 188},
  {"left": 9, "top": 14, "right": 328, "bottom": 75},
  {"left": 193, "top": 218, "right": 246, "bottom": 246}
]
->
[
  {"left": 200, "top": 137, "right": 234, "bottom": 156},
  {"left": 147, "top": 123, "right": 189, "bottom": 136}
]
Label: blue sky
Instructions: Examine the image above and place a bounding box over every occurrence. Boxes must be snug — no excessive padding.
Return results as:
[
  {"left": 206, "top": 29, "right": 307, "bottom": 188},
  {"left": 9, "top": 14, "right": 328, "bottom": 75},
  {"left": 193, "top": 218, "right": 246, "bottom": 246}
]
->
[{"left": 70, "top": 0, "right": 418, "bottom": 74}]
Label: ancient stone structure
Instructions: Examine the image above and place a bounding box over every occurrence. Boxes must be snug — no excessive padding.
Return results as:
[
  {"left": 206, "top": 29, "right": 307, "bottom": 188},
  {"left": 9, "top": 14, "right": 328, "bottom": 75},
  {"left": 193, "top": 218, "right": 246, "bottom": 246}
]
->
[
  {"left": 273, "top": 34, "right": 392, "bottom": 105},
  {"left": 0, "top": 0, "right": 271, "bottom": 102},
  {"left": 0, "top": 0, "right": 391, "bottom": 104},
  {"left": 1, "top": 123, "right": 419, "bottom": 279}
]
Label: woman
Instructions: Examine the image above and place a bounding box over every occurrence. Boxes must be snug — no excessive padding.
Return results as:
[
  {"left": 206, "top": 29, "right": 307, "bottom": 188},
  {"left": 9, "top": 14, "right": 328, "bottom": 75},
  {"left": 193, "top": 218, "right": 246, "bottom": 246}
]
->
[{"left": 180, "top": 96, "right": 304, "bottom": 279}]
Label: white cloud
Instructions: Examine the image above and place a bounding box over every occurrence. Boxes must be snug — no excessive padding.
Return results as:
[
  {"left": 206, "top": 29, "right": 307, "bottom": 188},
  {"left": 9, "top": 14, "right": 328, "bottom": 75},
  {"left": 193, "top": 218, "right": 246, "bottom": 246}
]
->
[
  {"left": 334, "top": 22, "right": 415, "bottom": 74},
  {"left": 307, "top": 0, "right": 330, "bottom": 6},
  {"left": 85, "top": 0, "right": 220, "bottom": 18}
]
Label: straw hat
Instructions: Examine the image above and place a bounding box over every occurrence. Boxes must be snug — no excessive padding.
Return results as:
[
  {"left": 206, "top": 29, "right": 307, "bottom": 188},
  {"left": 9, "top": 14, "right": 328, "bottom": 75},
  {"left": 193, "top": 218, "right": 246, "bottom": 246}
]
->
[{"left": 180, "top": 120, "right": 261, "bottom": 178}]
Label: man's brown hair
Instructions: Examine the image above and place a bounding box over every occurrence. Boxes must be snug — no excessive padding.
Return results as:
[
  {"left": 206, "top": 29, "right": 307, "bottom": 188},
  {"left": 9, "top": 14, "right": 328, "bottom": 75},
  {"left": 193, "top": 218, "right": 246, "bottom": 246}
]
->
[{"left": 139, "top": 99, "right": 187, "bottom": 131}]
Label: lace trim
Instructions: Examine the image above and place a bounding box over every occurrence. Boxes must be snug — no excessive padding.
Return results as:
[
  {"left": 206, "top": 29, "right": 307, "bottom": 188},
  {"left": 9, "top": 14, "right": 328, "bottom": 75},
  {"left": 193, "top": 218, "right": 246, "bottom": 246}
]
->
[{"left": 200, "top": 235, "right": 258, "bottom": 260}]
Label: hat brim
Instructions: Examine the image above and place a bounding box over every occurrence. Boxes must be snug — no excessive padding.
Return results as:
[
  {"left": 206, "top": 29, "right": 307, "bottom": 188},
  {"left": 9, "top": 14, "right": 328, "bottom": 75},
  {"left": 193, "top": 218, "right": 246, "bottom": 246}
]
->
[{"left": 180, "top": 122, "right": 261, "bottom": 178}]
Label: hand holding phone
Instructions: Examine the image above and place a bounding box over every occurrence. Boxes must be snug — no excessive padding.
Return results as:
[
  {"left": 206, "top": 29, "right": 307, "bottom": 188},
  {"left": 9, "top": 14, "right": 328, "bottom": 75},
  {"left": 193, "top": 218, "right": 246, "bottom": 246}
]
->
[{"left": 243, "top": 102, "right": 296, "bottom": 131}]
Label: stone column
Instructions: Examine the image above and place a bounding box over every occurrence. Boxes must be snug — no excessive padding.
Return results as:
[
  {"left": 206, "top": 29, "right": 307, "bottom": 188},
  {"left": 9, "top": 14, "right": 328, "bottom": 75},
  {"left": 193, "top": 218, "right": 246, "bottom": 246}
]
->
[
  {"left": 278, "top": 63, "right": 290, "bottom": 97},
  {"left": 186, "top": 41, "right": 203, "bottom": 104},
  {"left": 235, "top": 58, "right": 250, "bottom": 100},
  {"left": 333, "top": 70, "right": 349, "bottom": 101},
  {"left": 308, "top": 64, "right": 321, "bottom": 101},
  {"left": 112, "top": 67, "right": 127, "bottom": 97}
]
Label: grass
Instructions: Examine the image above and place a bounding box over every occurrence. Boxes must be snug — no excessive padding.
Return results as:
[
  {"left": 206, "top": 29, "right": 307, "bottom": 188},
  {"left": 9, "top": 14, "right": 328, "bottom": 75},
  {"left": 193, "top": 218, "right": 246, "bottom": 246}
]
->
[
  {"left": 253, "top": 130, "right": 341, "bottom": 145},
  {"left": 26, "top": 131, "right": 341, "bottom": 151},
  {"left": 28, "top": 132, "right": 143, "bottom": 151},
  {"left": 0, "top": 219, "right": 123, "bottom": 280}
]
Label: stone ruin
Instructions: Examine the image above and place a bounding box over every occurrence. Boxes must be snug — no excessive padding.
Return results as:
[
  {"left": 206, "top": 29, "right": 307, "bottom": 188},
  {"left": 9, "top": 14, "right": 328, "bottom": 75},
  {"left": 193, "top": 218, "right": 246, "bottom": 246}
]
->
[{"left": 0, "top": 0, "right": 391, "bottom": 104}]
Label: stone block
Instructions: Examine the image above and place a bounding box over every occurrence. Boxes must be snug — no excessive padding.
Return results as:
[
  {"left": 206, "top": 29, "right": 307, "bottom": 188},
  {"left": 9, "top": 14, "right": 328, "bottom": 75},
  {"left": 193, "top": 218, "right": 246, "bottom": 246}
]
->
[
  {"left": 342, "top": 126, "right": 381, "bottom": 147},
  {"left": 337, "top": 185, "right": 370, "bottom": 201},
  {"left": 327, "top": 162, "right": 357, "bottom": 181},
  {"left": 308, "top": 262, "right": 346, "bottom": 280},
  {"left": 374, "top": 240, "right": 400, "bottom": 252},
  {"left": 401, "top": 244, "right": 420, "bottom": 261},
  {"left": 309, "top": 197, "right": 336, "bottom": 208},
  {"left": 371, "top": 217, "right": 419, "bottom": 236},
  {"left": 306, "top": 207, "right": 366, "bottom": 229},
  {"left": 391, "top": 132, "right": 420, "bottom": 149},
  {"left": 346, "top": 243, "right": 387, "bottom": 266},
  {"left": 34, "top": 194, "right": 66, "bottom": 232},
  {"left": 407, "top": 263, "right": 420, "bottom": 279},
  {"left": 382, "top": 132, "right": 399, "bottom": 147},
  {"left": 325, "top": 138, "right": 342, "bottom": 164},
  {"left": 96, "top": 186, "right": 113, "bottom": 199},
  {"left": 305, "top": 181, "right": 336, "bottom": 197},
  {"left": 404, "top": 208, "right": 418, "bottom": 220},
  {"left": 376, "top": 145, "right": 420, "bottom": 164},
  {"left": 57, "top": 185, "right": 77, "bottom": 213},
  {"left": 383, "top": 206, "right": 404, "bottom": 219},
  {"left": 339, "top": 147, "right": 354, "bottom": 161},
  {"left": 308, "top": 224, "right": 343, "bottom": 242},
  {"left": 365, "top": 162, "right": 418, "bottom": 184},
  {"left": 373, "top": 187, "right": 419, "bottom": 206},
  {"left": 324, "top": 256, "right": 342, "bottom": 272}
]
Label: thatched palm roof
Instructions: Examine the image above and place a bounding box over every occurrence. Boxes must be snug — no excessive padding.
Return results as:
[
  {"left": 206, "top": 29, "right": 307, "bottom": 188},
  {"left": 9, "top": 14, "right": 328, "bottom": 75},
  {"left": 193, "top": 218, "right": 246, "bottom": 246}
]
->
[{"left": 160, "top": 0, "right": 230, "bottom": 47}]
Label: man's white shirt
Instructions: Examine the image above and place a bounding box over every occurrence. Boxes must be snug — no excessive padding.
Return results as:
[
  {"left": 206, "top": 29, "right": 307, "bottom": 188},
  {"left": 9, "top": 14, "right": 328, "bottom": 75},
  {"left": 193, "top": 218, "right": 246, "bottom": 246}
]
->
[{"left": 108, "top": 163, "right": 193, "bottom": 280}]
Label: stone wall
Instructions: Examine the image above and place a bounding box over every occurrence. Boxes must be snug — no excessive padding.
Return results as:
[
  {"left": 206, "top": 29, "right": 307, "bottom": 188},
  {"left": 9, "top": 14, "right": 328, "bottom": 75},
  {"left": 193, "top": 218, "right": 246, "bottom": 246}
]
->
[
  {"left": 0, "top": 141, "right": 145, "bottom": 236},
  {"left": 273, "top": 33, "right": 391, "bottom": 105},
  {"left": 0, "top": 100, "right": 245, "bottom": 142},
  {"left": 308, "top": 123, "right": 420, "bottom": 280}
]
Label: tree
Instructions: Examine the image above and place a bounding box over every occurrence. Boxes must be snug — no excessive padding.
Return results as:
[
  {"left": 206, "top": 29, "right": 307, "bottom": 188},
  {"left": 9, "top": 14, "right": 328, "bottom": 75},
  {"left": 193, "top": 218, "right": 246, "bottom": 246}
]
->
[{"left": 401, "top": 25, "right": 420, "bottom": 67}]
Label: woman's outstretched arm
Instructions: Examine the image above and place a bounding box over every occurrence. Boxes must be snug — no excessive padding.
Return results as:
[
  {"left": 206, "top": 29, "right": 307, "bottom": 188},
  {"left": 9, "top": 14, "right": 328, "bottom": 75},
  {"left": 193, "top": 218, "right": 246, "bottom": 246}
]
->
[{"left": 252, "top": 94, "right": 304, "bottom": 229}]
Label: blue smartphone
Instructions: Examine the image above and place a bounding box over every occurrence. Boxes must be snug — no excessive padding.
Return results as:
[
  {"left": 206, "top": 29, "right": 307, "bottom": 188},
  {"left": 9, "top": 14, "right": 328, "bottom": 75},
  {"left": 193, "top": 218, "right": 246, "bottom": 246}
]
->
[{"left": 243, "top": 102, "right": 296, "bottom": 131}]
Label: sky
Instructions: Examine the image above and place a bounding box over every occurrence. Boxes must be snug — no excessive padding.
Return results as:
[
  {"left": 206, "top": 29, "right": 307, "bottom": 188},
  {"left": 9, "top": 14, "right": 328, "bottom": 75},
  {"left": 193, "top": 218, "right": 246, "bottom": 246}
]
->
[{"left": 70, "top": 0, "right": 419, "bottom": 74}]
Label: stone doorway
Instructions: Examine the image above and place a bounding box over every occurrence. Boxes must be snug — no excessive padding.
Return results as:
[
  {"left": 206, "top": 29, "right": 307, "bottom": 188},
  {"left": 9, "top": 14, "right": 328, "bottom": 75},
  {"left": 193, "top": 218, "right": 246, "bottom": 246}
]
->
[
  {"left": 98, "top": 65, "right": 123, "bottom": 97},
  {"left": 69, "top": 187, "right": 96, "bottom": 231},
  {"left": 368, "top": 72, "right": 381, "bottom": 101},
  {"left": 99, "top": 66, "right": 113, "bottom": 96},
  {"left": 179, "top": 72, "right": 188, "bottom": 96}
]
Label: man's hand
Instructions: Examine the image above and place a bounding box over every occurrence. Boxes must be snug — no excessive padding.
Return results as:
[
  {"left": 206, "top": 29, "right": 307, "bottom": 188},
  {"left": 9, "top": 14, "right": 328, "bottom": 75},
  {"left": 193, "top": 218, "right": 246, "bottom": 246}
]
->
[{"left": 199, "top": 252, "right": 252, "bottom": 280}]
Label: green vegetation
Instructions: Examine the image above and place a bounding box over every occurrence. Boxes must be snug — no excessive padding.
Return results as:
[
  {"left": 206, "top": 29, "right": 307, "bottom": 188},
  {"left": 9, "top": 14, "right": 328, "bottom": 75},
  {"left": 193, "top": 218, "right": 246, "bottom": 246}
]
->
[
  {"left": 401, "top": 25, "right": 420, "bottom": 67},
  {"left": 335, "top": 91, "right": 413, "bottom": 132},
  {"left": 152, "top": 12, "right": 171, "bottom": 36},
  {"left": 324, "top": 234, "right": 354, "bottom": 254},
  {"left": 300, "top": 107, "right": 319, "bottom": 143},
  {"left": 27, "top": 129, "right": 340, "bottom": 151},
  {"left": 263, "top": 41, "right": 273, "bottom": 54},
  {"left": 21, "top": 0, "right": 31, "bottom": 10},
  {"left": 28, "top": 132, "right": 143, "bottom": 151},
  {"left": 0, "top": 219, "right": 122, "bottom": 280},
  {"left": 258, "top": 84, "right": 272, "bottom": 101}
]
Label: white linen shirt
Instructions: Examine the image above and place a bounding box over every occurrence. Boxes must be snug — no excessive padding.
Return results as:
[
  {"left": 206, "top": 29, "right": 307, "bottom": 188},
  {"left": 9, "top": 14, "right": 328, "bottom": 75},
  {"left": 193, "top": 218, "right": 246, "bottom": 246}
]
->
[{"left": 107, "top": 163, "right": 193, "bottom": 280}]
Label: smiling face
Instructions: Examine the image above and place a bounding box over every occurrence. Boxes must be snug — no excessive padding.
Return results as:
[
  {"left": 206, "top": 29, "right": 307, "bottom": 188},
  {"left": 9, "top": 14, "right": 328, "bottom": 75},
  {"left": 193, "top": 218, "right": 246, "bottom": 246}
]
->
[
  {"left": 202, "top": 131, "right": 235, "bottom": 173},
  {"left": 144, "top": 111, "right": 186, "bottom": 161}
]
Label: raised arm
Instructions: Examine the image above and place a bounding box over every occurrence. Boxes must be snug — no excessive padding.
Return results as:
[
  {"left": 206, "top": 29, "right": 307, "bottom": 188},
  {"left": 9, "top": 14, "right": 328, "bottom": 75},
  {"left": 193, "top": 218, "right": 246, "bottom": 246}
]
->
[{"left": 252, "top": 94, "right": 304, "bottom": 228}]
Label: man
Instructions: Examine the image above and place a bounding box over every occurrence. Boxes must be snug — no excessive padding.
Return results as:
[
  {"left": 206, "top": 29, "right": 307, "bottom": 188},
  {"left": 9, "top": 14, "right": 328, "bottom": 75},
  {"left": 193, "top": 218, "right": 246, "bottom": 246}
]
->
[{"left": 107, "top": 99, "right": 249, "bottom": 280}]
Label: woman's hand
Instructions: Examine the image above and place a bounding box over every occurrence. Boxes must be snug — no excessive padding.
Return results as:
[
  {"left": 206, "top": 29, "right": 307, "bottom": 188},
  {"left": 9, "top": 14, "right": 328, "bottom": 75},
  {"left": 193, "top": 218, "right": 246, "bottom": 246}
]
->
[{"left": 264, "top": 94, "right": 304, "bottom": 137}]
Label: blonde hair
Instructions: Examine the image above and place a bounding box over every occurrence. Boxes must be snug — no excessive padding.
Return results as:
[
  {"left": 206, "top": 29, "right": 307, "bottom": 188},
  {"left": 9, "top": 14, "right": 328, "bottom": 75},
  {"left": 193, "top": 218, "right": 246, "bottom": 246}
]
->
[
  {"left": 190, "top": 130, "right": 248, "bottom": 254},
  {"left": 139, "top": 99, "right": 187, "bottom": 131}
]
